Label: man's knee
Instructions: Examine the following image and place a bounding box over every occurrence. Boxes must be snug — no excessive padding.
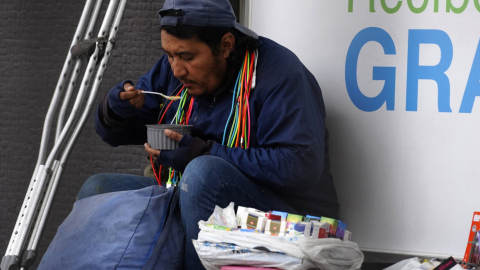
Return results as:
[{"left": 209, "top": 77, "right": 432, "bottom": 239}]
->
[
  {"left": 77, "top": 173, "right": 110, "bottom": 200},
  {"left": 179, "top": 156, "right": 229, "bottom": 203}
]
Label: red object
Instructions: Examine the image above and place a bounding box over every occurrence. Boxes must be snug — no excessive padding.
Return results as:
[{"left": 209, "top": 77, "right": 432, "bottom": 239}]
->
[
  {"left": 318, "top": 228, "right": 328, "bottom": 239},
  {"left": 265, "top": 213, "right": 281, "bottom": 221},
  {"left": 463, "top": 212, "right": 480, "bottom": 267},
  {"left": 149, "top": 156, "right": 161, "bottom": 185}
]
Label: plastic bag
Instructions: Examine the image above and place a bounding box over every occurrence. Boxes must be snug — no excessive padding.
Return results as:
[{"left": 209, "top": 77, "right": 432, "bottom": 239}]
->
[
  {"left": 38, "top": 186, "right": 184, "bottom": 270},
  {"left": 298, "top": 237, "right": 363, "bottom": 270},
  {"left": 196, "top": 221, "right": 363, "bottom": 270},
  {"left": 207, "top": 202, "right": 238, "bottom": 228},
  {"left": 193, "top": 240, "right": 316, "bottom": 270}
]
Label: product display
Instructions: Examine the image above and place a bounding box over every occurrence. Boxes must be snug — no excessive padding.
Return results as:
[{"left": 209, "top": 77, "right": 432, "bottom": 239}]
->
[
  {"left": 232, "top": 206, "right": 347, "bottom": 239},
  {"left": 196, "top": 203, "right": 362, "bottom": 270}
]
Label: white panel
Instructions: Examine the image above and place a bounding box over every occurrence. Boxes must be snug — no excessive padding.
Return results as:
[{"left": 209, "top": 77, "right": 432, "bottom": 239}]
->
[{"left": 251, "top": 0, "right": 480, "bottom": 257}]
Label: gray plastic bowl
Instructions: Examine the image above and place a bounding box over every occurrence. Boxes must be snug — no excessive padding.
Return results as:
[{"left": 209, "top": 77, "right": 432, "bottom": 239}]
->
[{"left": 146, "top": 124, "right": 193, "bottom": 150}]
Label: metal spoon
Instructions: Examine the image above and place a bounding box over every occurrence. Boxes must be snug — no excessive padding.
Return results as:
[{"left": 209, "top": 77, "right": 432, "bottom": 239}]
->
[{"left": 141, "top": 91, "right": 182, "bottom": 101}]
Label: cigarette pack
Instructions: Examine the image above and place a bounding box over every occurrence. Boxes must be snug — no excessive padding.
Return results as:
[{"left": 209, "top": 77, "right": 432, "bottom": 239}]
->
[
  {"left": 304, "top": 222, "right": 313, "bottom": 237},
  {"left": 320, "top": 217, "right": 339, "bottom": 237},
  {"left": 264, "top": 214, "right": 286, "bottom": 236},
  {"left": 232, "top": 228, "right": 261, "bottom": 233},
  {"left": 286, "top": 214, "right": 304, "bottom": 223},
  {"left": 240, "top": 212, "right": 266, "bottom": 232},
  {"left": 306, "top": 215, "right": 321, "bottom": 221},
  {"left": 311, "top": 221, "right": 330, "bottom": 239},
  {"left": 343, "top": 230, "right": 352, "bottom": 241},
  {"left": 271, "top": 211, "right": 288, "bottom": 221},
  {"left": 335, "top": 220, "right": 347, "bottom": 239},
  {"left": 206, "top": 224, "right": 232, "bottom": 231},
  {"left": 236, "top": 206, "right": 265, "bottom": 228}
]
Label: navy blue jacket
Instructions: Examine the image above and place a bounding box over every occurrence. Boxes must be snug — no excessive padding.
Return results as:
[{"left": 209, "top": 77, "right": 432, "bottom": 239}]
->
[{"left": 95, "top": 37, "right": 339, "bottom": 219}]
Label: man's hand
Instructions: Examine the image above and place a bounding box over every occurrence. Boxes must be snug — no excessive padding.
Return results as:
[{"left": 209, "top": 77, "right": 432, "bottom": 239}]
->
[
  {"left": 144, "top": 129, "right": 183, "bottom": 159},
  {"left": 145, "top": 129, "right": 214, "bottom": 172},
  {"left": 120, "top": 83, "right": 144, "bottom": 108}
]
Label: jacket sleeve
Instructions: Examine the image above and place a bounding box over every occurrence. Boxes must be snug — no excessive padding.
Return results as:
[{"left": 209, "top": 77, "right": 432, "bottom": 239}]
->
[
  {"left": 95, "top": 55, "right": 175, "bottom": 146},
  {"left": 210, "top": 69, "right": 327, "bottom": 192}
]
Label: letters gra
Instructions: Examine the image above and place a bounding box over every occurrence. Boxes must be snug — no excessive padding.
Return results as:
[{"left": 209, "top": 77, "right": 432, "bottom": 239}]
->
[{"left": 345, "top": 27, "right": 480, "bottom": 113}]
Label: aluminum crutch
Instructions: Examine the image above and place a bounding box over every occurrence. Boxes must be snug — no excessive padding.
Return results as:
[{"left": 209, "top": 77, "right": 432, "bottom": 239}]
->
[
  {"left": 1, "top": 0, "right": 127, "bottom": 269},
  {"left": 16, "top": 0, "right": 106, "bottom": 268},
  {"left": 0, "top": 1, "right": 95, "bottom": 268},
  {"left": 19, "top": 1, "right": 127, "bottom": 269}
]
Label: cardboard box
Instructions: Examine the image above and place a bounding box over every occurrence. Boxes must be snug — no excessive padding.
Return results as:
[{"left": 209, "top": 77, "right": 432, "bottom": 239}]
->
[{"left": 463, "top": 212, "right": 480, "bottom": 266}]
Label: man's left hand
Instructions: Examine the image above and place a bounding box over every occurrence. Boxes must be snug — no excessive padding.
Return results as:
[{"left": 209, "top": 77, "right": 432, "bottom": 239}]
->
[
  {"left": 144, "top": 129, "right": 182, "bottom": 159},
  {"left": 144, "top": 128, "right": 215, "bottom": 172}
]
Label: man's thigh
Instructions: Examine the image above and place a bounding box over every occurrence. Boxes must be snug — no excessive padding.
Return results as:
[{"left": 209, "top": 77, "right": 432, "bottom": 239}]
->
[
  {"left": 77, "top": 173, "right": 158, "bottom": 200},
  {"left": 179, "top": 155, "right": 297, "bottom": 219}
]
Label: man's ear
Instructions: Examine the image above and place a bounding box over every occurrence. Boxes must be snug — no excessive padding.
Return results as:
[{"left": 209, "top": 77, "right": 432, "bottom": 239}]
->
[{"left": 220, "top": 32, "right": 235, "bottom": 59}]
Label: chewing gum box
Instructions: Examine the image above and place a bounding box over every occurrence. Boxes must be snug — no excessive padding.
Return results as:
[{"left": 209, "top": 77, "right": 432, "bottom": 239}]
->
[
  {"left": 463, "top": 212, "right": 480, "bottom": 266},
  {"left": 286, "top": 221, "right": 309, "bottom": 237}
]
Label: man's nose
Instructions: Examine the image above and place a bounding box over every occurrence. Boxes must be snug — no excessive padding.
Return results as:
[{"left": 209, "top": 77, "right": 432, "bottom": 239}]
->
[{"left": 171, "top": 59, "right": 187, "bottom": 78}]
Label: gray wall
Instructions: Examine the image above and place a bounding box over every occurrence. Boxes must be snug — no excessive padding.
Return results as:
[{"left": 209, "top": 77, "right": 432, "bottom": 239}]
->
[
  {"left": 0, "top": 1, "right": 165, "bottom": 268},
  {"left": 0, "top": 0, "right": 239, "bottom": 269}
]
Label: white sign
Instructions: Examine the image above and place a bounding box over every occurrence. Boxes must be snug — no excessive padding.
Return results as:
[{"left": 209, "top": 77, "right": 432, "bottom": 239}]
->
[{"left": 251, "top": 0, "right": 480, "bottom": 257}]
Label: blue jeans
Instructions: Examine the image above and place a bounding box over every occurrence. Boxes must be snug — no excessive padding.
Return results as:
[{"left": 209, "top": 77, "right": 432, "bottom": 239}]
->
[{"left": 78, "top": 156, "right": 297, "bottom": 270}]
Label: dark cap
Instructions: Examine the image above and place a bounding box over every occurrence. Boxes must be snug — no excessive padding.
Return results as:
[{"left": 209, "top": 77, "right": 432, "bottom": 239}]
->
[{"left": 159, "top": 0, "right": 258, "bottom": 39}]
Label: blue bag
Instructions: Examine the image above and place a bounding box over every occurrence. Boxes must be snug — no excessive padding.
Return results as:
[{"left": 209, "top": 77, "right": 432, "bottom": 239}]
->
[{"left": 38, "top": 185, "right": 184, "bottom": 270}]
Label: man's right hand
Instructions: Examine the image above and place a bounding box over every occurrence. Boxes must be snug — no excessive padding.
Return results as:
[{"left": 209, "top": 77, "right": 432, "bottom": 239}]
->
[{"left": 120, "top": 83, "right": 145, "bottom": 108}]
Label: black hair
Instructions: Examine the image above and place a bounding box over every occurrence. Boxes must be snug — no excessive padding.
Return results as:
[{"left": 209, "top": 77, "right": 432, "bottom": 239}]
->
[{"left": 161, "top": 25, "right": 258, "bottom": 67}]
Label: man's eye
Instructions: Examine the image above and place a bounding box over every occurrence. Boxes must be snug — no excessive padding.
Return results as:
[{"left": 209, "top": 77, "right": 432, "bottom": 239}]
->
[{"left": 184, "top": 56, "right": 194, "bottom": 61}]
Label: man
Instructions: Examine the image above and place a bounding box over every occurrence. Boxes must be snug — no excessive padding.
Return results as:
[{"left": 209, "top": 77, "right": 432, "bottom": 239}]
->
[{"left": 78, "top": 0, "right": 339, "bottom": 268}]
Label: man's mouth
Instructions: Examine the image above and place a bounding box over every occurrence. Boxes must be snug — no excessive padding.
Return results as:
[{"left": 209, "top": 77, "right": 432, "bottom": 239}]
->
[{"left": 182, "top": 81, "right": 195, "bottom": 88}]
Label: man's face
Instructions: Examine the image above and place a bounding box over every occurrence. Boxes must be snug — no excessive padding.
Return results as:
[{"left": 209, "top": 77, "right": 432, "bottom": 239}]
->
[{"left": 161, "top": 30, "right": 229, "bottom": 97}]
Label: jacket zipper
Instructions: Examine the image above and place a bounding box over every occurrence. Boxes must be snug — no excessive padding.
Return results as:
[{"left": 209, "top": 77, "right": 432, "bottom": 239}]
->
[
  {"left": 210, "top": 96, "right": 216, "bottom": 107},
  {"left": 192, "top": 96, "right": 218, "bottom": 125}
]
